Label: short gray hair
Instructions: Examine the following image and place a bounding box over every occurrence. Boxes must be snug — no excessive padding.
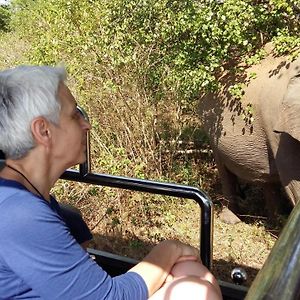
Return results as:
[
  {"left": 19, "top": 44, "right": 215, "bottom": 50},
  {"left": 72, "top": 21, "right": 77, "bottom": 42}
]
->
[{"left": 0, "top": 65, "right": 67, "bottom": 159}]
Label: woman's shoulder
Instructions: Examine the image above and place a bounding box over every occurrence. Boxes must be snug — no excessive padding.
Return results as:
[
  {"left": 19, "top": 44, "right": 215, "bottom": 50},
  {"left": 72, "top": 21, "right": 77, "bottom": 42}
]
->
[
  {"left": 0, "top": 178, "right": 48, "bottom": 203},
  {"left": 0, "top": 179, "right": 53, "bottom": 224}
]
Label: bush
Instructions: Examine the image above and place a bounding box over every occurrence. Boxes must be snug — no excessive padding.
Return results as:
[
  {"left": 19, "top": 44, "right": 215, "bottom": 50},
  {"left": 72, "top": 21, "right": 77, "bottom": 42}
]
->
[
  {"left": 0, "top": 4, "right": 11, "bottom": 32},
  {"left": 11, "top": 0, "right": 299, "bottom": 98}
]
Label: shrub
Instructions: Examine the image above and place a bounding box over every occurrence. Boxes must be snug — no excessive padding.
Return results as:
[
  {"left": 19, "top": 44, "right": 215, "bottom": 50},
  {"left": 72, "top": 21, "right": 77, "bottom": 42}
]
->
[
  {"left": 0, "top": 3, "right": 11, "bottom": 32},
  {"left": 11, "top": 0, "right": 299, "bottom": 99}
]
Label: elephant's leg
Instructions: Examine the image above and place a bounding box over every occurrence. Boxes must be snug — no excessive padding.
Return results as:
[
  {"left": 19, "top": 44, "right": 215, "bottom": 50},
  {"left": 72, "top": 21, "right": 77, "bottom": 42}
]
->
[
  {"left": 214, "top": 155, "right": 239, "bottom": 208},
  {"left": 282, "top": 181, "right": 300, "bottom": 208},
  {"left": 209, "top": 149, "right": 242, "bottom": 224},
  {"left": 275, "top": 133, "right": 300, "bottom": 206}
]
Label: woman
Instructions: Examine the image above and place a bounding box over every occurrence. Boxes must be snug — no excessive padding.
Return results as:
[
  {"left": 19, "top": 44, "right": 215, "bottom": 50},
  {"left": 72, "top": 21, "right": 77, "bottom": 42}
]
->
[{"left": 0, "top": 65, "right": 222, "bottom": 299}]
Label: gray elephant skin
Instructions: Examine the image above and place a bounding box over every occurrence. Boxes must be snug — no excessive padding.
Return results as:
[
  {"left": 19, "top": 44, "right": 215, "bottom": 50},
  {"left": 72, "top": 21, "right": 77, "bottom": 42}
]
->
[{"left": 199, "top": 47, "right": 300, "bottom": 219}]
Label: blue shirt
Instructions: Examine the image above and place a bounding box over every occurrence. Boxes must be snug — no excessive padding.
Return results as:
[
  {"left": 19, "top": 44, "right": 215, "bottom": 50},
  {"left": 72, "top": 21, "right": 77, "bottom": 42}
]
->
[{"left": 0, "top": 178, "right": 148, "bottom": 299}]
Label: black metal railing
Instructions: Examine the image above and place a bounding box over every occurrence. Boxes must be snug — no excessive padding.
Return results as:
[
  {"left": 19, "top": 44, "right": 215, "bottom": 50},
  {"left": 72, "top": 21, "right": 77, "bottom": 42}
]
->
[{"left": 61, "top": 167, "right": 214, "bottom": 269}]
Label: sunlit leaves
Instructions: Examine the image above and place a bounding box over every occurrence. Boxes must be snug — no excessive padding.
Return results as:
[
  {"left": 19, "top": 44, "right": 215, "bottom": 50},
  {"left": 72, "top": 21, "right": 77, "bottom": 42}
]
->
[{"left": 10, "top": 0, "right": 299, "bottom": 103}]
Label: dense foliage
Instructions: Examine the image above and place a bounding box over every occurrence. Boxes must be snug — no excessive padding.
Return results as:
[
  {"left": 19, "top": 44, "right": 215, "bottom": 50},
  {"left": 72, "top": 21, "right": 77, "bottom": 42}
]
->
[
  {"left": 0, "top": 4, "right": 11, "bottom": 32},
  {"left": 11, "top": 0, "right": 300, "bottom": 101}
]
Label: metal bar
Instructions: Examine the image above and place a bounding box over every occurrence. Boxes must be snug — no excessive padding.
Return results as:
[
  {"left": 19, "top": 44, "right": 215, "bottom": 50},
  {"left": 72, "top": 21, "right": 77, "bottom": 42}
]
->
[
  {"left": 61, "top": 169, "right": 213, "bottom": 269},
  {"left": 76, "top": 106, "right": 91, "bottom": 176}
]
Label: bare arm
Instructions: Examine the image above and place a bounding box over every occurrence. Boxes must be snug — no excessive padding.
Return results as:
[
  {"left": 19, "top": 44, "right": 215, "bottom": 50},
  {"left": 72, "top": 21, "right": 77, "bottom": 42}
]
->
[{"left": 129, "top": 240, "right": 199, "bottom": 297}]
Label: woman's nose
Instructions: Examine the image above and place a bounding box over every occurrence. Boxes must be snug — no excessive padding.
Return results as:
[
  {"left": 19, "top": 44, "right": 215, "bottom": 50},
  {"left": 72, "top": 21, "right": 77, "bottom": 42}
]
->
[
  {"left": 76, "top": 106, "right": 91, "bottom": 130},
  {"left": 82, "top": 118, "right": 91, "bottom": 131}
]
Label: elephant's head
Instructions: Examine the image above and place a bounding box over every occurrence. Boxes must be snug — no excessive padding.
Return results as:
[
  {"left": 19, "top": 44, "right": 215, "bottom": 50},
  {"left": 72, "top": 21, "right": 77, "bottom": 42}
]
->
[{"left": 274, "top": 72, "right": 300, "bottom": 141}]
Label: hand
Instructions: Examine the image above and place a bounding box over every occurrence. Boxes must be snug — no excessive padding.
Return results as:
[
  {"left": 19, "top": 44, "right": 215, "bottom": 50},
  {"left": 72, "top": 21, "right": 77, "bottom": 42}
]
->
[
  {"left": 170, "top": 240, "right": 199, "bottom": 262},
  {"left": 155, "top": 240, "right": 200, "bottom": 266},
  {"left": 175, "top": 255, "right": 199, "bottom": 263}
]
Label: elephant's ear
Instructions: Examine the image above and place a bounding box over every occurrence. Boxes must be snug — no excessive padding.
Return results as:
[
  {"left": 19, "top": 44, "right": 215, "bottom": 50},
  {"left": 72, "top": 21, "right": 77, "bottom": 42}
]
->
[{"left": 274, "top": 74, "right": 300, "bottom": 141}]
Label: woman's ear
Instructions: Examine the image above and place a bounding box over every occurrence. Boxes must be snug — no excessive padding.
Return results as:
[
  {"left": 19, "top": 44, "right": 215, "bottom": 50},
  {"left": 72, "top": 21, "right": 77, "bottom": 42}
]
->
[
  {"left": 30, "top": 117, "right": 52, "bottom": 146},
  {"left": 274, "top": 74, "right": 300, "bottom": 141}
]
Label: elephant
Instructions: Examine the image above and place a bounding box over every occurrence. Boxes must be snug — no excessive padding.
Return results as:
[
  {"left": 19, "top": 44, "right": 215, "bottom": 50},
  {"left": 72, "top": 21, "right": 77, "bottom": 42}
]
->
[{"left": 198, "top": 44, "right": 300, "bottom": 222}]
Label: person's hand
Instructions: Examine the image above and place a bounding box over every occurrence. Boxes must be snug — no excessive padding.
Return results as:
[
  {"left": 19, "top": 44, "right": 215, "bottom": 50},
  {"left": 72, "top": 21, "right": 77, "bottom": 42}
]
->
[
  {"left": 175, "top": 255, "right": 199, "bottom": 263},
  {"left": 170, "top": 240, "right": 199, "bottom": 262},
  {"left": 156, "top": 240, "right": 200, "bottom": 266}
]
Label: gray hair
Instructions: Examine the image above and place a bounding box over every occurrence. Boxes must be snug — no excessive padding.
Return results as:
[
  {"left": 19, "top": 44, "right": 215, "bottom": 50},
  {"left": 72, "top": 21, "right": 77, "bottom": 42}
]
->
[{"left": 0, "top": 65, "right": 67, "bottom": 159}]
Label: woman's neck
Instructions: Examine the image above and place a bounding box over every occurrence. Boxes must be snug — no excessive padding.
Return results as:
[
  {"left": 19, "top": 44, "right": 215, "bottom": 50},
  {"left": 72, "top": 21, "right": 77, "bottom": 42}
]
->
[{"left": 2, "top": 158, "right": 55, "bottom": 201}]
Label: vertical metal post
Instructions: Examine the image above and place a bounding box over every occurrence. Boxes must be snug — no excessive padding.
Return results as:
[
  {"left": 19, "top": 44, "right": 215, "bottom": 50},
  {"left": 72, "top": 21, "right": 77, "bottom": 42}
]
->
[{"left": 77, "top": 106, "right": 91, "bottom": 176}]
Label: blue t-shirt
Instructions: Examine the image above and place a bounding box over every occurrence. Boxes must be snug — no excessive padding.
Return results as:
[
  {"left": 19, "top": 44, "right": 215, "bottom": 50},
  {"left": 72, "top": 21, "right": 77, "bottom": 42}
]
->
[{"left": 0, "top": 178, "right": 148, "bottom": 299}]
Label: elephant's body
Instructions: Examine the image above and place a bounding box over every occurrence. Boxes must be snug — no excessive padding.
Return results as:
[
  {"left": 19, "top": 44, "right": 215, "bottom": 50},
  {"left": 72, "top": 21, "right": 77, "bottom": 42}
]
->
[{"left": 199, "top": 47, "right": 300, "bottom": 216}]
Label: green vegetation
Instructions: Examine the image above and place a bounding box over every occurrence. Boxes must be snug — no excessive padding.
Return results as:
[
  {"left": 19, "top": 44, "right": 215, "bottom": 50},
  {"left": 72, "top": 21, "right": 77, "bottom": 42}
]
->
[
  {"left": 10, "top": 0, "right": 300, "bottom": 100},
  {"left": 1, "top": 0, "right": 297, "bottom": 284},
  {"left": 0, "top": 3, "right": 11, "bottom": 32}
]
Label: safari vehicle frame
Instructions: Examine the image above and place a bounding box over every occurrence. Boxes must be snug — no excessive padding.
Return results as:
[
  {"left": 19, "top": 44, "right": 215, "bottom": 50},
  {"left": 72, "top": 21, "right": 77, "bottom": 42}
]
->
[
  {"left": 1, "top": 107, "right": 300, "bottom": 299},
  {"left": 61, "top": 158, "right": 248, "bottom": 300},
  {"left": 51, "top": 153, "right": 300, "bottom": 300}
]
